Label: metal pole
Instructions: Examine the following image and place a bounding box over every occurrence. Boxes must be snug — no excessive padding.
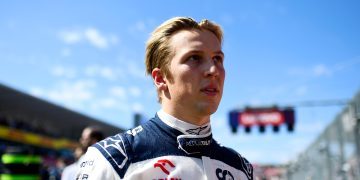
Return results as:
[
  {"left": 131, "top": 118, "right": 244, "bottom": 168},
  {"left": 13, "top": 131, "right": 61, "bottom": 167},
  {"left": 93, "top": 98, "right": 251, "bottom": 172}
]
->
[
  {"left": 337, "top": 117, "right": 347, "bottom": 180},
  {"left": 325, "top": 129, "right": 333, "bottom": 180},
  {"left": 351, "top": 100, "right": 360, "bottom": 178},
  {"left": 355, "top": 118, "right": 360, "bottom": 178}
]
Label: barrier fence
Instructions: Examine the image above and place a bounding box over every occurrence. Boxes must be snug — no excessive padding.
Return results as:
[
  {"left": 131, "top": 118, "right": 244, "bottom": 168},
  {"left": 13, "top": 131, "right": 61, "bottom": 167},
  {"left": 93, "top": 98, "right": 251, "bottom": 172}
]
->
[{"left": 286, "top": 90, "right": 360, "bottom": 180}]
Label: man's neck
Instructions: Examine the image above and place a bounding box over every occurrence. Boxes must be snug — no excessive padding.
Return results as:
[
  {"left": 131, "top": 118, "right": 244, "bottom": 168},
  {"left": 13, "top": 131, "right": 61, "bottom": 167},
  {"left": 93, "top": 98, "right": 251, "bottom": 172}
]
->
[
  {"left": 157, "top": 109, "right": 211, "bottom": 135},
  {"left": 162, "top": 106, "right": 210, "bottom": 126}
]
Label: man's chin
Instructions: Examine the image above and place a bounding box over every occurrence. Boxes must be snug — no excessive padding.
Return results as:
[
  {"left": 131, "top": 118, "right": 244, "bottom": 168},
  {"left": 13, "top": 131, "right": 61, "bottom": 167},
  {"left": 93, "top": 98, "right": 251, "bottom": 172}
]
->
[{"left": 197, "top": 103, "right": 219, "bottom": 115}]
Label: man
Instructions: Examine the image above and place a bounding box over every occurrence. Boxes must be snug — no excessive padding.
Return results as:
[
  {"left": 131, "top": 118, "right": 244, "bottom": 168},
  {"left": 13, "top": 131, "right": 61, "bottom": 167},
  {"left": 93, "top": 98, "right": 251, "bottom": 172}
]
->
[
  {"left": 62, "top": 126, "right": 103, "bottom": 180},
  {"left": 79, "top": 126, "right": 104, "bottom": 153},
  {"left": 61, "top": 146, "right": 84, "bottom": 180},
  {"left": 76, "top": 17, "right": 253, "bottom": 180}
]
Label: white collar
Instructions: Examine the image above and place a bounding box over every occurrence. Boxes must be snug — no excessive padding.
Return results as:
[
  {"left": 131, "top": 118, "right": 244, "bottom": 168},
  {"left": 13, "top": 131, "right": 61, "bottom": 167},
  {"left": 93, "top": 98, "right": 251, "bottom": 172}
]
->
[{"left": 157, "top": 109, "right": 211, "bottom": 135}]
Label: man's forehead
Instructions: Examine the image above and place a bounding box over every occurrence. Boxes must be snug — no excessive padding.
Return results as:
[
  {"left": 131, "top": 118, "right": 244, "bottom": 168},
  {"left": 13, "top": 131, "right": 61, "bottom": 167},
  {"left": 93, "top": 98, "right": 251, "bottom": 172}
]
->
[
  {"left": 169, "top": 29, "right": 222, "bottom": 51},
  {"left": 82, "top": 128, "right": 92, "bottom": 136}
]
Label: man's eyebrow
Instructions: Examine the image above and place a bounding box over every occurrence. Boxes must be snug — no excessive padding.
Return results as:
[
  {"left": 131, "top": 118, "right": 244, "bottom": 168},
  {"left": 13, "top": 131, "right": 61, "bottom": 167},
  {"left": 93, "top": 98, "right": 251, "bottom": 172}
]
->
[
  {"left": 216, "top": 51, "right": 224, "bottom": 55},
  {"left": 186, "top": 50, "right": 224, "bottom": 56},
  {"left": 186, "top": 50, "right": 203, "bottom": 54},
  {"left": 215, "top": 50, "right": 225, "bottom": 56}
]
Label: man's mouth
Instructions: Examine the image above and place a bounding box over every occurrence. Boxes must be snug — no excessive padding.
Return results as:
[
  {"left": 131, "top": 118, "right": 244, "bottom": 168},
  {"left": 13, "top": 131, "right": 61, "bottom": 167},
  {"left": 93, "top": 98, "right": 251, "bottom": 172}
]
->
[{"left": 200, "top": 86, "right": 219, "bottom": 96}]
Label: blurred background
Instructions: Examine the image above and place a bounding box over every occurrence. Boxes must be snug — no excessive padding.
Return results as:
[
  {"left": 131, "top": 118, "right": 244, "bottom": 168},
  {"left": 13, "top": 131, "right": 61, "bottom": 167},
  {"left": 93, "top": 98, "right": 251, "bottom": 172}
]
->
[{"left": 0, "top": 0, "right": 359, "bottom": 179}]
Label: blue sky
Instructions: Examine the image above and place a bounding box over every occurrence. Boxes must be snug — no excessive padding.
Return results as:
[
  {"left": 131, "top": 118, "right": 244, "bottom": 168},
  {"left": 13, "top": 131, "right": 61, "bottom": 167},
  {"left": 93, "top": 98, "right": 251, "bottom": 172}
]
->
[{"left": 0, "top": 1, "right": 359, "bottom": 164}]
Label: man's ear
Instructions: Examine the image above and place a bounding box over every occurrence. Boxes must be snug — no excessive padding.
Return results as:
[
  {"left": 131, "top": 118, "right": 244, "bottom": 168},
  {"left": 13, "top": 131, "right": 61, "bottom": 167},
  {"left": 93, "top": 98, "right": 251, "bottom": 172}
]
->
[{"left": 152, "top": 68, "right": 167, "bottom": 91}]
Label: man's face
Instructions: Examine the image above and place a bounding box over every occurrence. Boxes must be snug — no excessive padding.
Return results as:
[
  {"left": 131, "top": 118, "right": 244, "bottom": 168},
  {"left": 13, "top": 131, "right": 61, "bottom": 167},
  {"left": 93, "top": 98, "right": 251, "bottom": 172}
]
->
[
  {"left": 80, "top": 128, "right": 93, "bottom": 149},
  {"left": 162, "top": 29, "right": 225, "bottom": 122}
]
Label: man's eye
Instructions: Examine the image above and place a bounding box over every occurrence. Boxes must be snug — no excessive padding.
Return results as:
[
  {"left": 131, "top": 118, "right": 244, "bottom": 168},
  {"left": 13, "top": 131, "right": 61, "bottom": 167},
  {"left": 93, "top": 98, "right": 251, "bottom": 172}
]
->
[
  {"left": 213, "top": 55, "right": 223, "bottom": 63},
  {"left": 188, "top": 55, "right": 201, "bottom": 61}
]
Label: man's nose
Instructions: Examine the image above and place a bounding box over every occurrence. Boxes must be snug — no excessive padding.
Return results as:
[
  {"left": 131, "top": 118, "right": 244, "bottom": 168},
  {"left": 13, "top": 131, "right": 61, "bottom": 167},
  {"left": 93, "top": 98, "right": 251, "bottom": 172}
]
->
[{"left": 204, "top": 59, "right": 220, "bottom": 77}]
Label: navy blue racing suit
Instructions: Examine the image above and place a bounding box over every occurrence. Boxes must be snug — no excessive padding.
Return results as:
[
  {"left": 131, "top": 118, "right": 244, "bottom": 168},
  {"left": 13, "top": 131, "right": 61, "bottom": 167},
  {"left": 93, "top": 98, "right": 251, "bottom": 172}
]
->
[{"left": 76, "top": 111, "right": 253, "bottom": 180}]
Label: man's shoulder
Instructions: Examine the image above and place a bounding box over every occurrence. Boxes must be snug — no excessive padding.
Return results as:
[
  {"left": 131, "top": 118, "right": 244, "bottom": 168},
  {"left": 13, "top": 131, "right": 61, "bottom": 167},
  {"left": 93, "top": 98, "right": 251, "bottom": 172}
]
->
[
  {"left": 211, "top": 140, "right": 253, "bottom": 179},
  {"left": 76, "top": 147, "right": 120, "bottom": 180},
  {"left": 61, "top": 162, "right": 78, "bottom": 180},
  {"left": 88, "top": 130, "right": 134, "bottom": 179},
  {"left": 90, "top": 119, "right": 158, "bottom": 177},
  {"left": 63, "top": 162, "right": 78, "bottom": 172},
  {"left": 92, "top": 125, "right": 144, "bottom": 168},
  {"left": 213, "top": 141, "right": 244, "bottom": 159},
  {"left": 94, "top": 117, "right": 157, "bottom": 153}
]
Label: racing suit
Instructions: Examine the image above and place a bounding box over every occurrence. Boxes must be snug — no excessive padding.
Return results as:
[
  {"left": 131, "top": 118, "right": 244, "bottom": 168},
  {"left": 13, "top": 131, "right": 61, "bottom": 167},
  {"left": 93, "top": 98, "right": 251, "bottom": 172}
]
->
[{"left": 76, "top": 110, "right": 253, "bottom": 180}]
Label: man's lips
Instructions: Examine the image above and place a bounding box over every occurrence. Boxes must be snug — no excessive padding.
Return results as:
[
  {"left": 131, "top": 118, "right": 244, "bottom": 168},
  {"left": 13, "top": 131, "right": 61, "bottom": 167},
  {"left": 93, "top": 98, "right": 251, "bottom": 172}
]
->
[{"left": 200, "top": 86, "right": 219, "bottom": 95}]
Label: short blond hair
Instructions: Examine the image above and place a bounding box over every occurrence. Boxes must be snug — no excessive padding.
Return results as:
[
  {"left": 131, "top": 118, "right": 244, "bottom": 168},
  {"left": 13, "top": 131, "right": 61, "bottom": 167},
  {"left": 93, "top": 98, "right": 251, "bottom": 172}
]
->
[{"left": 145, "top": 17, "right": 223, "bottom": 102}]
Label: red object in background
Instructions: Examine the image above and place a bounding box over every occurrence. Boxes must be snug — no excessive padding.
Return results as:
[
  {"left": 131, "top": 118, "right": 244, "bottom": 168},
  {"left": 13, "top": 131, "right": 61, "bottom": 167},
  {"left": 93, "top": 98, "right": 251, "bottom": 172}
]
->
[
  {"left": 229, "top": 106, "right": 295, "bottom": 133},
  {"left": 239, "top": 108, "right": 284, "bottom": 126}
]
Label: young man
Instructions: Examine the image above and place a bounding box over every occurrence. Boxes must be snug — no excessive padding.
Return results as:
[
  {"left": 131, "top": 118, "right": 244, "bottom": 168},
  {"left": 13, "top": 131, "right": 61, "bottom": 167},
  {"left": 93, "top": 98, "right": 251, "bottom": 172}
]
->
[
  {"left": 62, "top": 126, "right": 103, "bottom": 180},
  {"left": 79, "top": 126, "right": 104, "bottom": 152},
  {"left": 76, "top": 17, "right": 253, "bottom": 180}
]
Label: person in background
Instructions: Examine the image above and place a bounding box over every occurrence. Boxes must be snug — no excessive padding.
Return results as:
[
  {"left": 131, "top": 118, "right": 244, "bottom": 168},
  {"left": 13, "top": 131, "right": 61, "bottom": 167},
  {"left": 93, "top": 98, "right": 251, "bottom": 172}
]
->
[
  {"left": 61, "top": 126, "right": 103, "bottom": 180},
  {"left": 61, "top": 147, "right": 83, "bottom": 180},
  {"left": 76, "top": 16, "right": 253, "bottom": 179},
  {"left": 79, "top": 126, "right": 104, "bottom": 153}
]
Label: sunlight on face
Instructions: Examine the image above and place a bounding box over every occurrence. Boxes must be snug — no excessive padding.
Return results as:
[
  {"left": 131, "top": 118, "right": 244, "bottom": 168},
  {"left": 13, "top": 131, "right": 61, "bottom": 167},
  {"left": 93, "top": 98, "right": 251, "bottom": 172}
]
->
[{"left": 162, "top": 29, "right": 225, "bottom": 124}]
